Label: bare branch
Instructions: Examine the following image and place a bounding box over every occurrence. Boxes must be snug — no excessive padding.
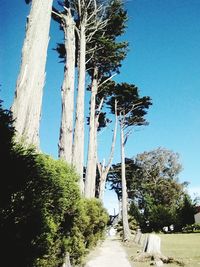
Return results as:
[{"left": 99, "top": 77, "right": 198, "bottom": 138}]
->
[
  {"left": 124, "top": 101, "right": 144, "bottom": 118},
  {"left": 51, "top": 10, "right": 62, "bottom": 18},
  {"left": 96, "top": 97, "right": 104, "bottom": 114},
  {"left": 98, "top": 73, "right": 117, "bottom": 87},
  {"left": 104, "top": 100, "right": 118, "bottom": 172}
]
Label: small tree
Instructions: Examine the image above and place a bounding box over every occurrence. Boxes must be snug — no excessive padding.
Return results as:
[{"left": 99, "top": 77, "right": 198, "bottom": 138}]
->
[{"left": 107, "top": 83, "right": 152, "bottom": 240}]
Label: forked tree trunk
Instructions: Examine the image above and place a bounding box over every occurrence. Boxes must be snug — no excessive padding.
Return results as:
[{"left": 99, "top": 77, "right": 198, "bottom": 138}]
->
[
  {"left": 98, "top": 101, "right": 118, "bottom": 200},
  {"left": 120, "top": 118, "right": 131, "bottom": 241},
  {"left": 85, "top": 67, "right": 98, "bottom": 198},
  {"left": 58, "top": 11, "right": 75, "bottom": 163},
  {"left": 72, "top": 23, "right": 86, "bottom": 193},
  {"left": 11, "top": 0, "right": 53, "bottom": 148}
]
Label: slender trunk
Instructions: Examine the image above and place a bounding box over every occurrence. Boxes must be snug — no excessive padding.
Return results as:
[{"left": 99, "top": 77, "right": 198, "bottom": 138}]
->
[
  {"left": 72, "top": 23, "right": 86, "bottom": 193},
  {"left": 118, "top": 198, "right": 122, "bottom": 220},
  {"left": 58, "top": 11, "right": 75, "bottom": 164},
  {"left": 98, "top": 171, "right": 107, "bottom": 200},
  {"left": 85, "top": 67, "right": 98, "bottom": 198},
  {"left": 11, "top": 0, "right": 53, "bottom": 148},
  {"left": 98, "top": 100, "right": 118, "bottom": 201},
  {"left": 120, "top": 117, "right": 131, "bottom": 241}
]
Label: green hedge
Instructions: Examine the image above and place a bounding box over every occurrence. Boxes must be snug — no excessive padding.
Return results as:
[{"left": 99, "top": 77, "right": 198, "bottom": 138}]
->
[
  {"left": 67, "top": 198, "right": 109, "bottom": 265},
  {"left": 0, "top": 101, "right": 109, "bottom": 267}
]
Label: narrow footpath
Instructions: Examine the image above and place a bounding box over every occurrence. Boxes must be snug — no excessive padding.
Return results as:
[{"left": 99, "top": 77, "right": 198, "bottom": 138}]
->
[{"left": 85, "top": 236, "right": 132, "bottom": 267}]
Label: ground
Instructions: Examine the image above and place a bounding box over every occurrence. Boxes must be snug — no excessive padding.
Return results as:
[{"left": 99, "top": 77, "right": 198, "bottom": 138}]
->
[
  {"left": 84, "top": 236, "right": 132, "bottom": 267},
  {"left": 123, "top": 233, "right": 200, "bottom": 267}
]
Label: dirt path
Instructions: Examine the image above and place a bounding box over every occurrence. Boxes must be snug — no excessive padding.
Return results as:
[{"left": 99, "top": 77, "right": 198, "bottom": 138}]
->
[{"left": 85, "top": 236, "right": 132, "bottom": 267}]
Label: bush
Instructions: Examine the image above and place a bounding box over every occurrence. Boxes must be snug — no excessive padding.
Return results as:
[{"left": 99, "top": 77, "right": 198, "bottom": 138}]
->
[
  {"left": 115, "top": 215, "right": 138, "bottom": 236},
  {"left": 0, "top": 101, "right": 109, "bottom": 266},
  {"left": 67, "top": 198, "right": 109, "bottom": 265},
  {"left": 182, "top": 223, "right": 200, "bottom": 233},
  {"left": 0, "top": 144, "right": 80, "bottom": 267}
]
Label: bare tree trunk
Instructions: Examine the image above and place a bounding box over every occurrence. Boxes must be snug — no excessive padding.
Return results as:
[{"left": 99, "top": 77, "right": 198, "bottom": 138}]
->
[
  {"left": 72, "top": 23, "right": 86, "bottom": 193},
  {"left": 98, "top": 171, "right": 107, "bottom": 200},
  {"left": 58, "top": 11, "right": 75, "bottom": 164},
  {"left": 85, "top": 67, "right": 98, "bottom": 198},
  {"left": 120, "top": 117, "right": 131, "bottom": 241},
  {"left": 98, "top": 101, "right": 118, "bottom": 200},
  {"left": 11, "top": 0, "right": 53, "bottom": 148},
  {"left": 118, "top": 198, "right": 122, "bottom": 220}
]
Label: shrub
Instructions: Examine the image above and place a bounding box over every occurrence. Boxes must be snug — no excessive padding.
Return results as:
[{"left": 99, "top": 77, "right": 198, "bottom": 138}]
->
[
  {"left": 182, "top": 223, "right": 200, "bottom": 233},
  {"left": 67, "top": 198, "right": 109, "bottom": 265},
  {"left": 0, "top": 101, "right": 109, "bottom": 266},
  {"left": 0, "top": 146, "right": 80, "bottom": 267}
]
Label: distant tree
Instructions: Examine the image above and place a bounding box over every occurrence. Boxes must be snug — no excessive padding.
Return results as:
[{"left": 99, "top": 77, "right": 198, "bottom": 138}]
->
[
  {"left": 110, "top": 148, "right": 188, "bottom": 232},
  {"left": 11, "top": 0, "right": 53, "bottom": 147},
  {"left": 107, "top": 83, "right": 152, "bottom": 240}
]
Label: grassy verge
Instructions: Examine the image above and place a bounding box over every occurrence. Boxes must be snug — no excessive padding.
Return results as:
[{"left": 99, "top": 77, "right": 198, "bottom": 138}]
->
[{"left": 122, "top": 233, "right": 200, "bottom": 267}]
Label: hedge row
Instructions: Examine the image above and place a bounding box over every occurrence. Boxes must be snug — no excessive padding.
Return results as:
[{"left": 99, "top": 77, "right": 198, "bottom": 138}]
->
[
  {"left": 182, "top": 223, "right": 200, "bottom": 233},
  {"left": 0, "top": 101, "right": 109, "bottom": 266}
]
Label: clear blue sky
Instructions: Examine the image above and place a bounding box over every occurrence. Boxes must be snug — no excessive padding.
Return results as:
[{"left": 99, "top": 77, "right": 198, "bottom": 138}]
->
[{"left": 1, "top": 0, "right": 200, "bottom": 213}]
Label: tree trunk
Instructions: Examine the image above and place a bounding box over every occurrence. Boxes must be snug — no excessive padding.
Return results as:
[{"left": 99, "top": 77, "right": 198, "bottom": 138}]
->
[
  {"left": 118, "top": 198, "right": 122, "bottom": 220},
  {"left": 98, "top": 102, "right": 118, "bottom": 201},
  {"left": 72, "top": 23, "right": 86, "bottom": 193},
  {"left": 58, "top": 11, "right": 75, "bottom": 164},
  {"left": 98, "top": 171, "right": 107, "bottom": 200},
  {"left": 85, "top": 67, "right": 98, "bottom": 198},
  {"left": 120, "top": 118, "right": 131, "bottom": 241},
  {"left": 11, "top": 0, "right": 53, "bottom": 148}
]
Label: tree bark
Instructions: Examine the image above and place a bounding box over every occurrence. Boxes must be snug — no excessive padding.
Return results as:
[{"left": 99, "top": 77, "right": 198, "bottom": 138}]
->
[
  {"left": 118, "top": 198, "right": 122, "bottom": 220},
  {"left": 85, "top": 67, "right": 98, "bottom": 198},
  {"left": 58, "top": 11, "right": 75, "bottom": 164},
  {"left": 11, "top": 0, "right": 53, "bottom": 148},
  {"left": 120, "top": 117, "right": 131, "bottom": 241},
  {"left": 72, "top": 23, "right": 86, "bottom": 193},
  {"left": 98, "top": 101, "right": 118, "bottom": 201}
]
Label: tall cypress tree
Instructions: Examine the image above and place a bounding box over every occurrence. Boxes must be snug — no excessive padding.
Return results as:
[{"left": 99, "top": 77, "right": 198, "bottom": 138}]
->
[
  {"left": 107, "top": 82, "right": 152, "bottom": 240},
  {"left": 85, "top": 0, "right": 128, "bottom": 198}
]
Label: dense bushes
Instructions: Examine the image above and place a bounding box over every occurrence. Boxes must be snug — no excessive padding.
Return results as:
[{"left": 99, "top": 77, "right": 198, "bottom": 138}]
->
[
  {"left": 182, "top": 223, "right": 200, "bottom": 233},
  {"left": 0, "top": 101, "right": 108, "bottom": 266}
]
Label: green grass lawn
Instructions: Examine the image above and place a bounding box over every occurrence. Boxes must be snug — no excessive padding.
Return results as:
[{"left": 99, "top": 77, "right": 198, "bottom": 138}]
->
[{"left": 123, "top": 233, "right": 200, "bottom": 267}]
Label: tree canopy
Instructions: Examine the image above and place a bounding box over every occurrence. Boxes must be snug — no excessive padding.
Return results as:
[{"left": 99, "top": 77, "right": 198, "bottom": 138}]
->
[{"left": 108, "top": 148, "right": 192, "bottom": 232}]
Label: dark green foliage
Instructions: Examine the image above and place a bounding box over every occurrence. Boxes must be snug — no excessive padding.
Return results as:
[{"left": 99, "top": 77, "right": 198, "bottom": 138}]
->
[
  {"left": 0, "top": 141, "right": 80, "bottom": 266},
  {"left": 107, "top": 82, "right": 152, "bottom": 127},
  {"left": 87, "top": 0, "right": 128, "bottom": 81},
  {"left": 0, "top": 101, "right": 108, "bottom": 266},
  {"left": 0, "top": 100, "right": 15, "bottom": 153},
  {"left": 175, "top": 194, "right": 196, "bottom": 230},
  {"left": 108, "top": 148, "right": 189, "bottom": 232}
]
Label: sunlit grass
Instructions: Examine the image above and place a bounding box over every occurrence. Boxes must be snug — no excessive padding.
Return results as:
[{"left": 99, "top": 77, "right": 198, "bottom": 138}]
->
[
  {"left": 160, "top": 233, "right": 200, "bottom": 267},
  {"left": 123, "top": 233, "right": 200, "bottom": 267}
]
